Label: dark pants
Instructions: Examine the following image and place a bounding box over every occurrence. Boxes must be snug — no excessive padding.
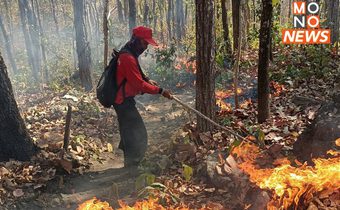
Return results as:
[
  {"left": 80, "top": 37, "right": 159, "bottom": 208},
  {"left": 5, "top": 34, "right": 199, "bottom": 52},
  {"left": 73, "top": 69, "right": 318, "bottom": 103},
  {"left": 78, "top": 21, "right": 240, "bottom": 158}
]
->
[{"left": 113, "top": 97, "right": 147, "bottom": 167}]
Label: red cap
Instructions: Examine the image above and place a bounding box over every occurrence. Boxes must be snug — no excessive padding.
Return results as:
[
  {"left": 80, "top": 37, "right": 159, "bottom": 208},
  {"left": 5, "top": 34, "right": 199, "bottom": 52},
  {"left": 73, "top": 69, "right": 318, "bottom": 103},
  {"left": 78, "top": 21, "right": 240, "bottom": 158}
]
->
[{"left": 132, "top": 26, "right": 158, "bottom": 46}]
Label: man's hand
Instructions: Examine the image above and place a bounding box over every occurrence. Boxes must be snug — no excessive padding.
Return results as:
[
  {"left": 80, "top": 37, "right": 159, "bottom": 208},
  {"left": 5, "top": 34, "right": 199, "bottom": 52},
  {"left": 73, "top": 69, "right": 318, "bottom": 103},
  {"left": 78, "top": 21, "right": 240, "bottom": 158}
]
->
[
  {"left": 162, "top": 89, "right": 173, "bottom": 100},
  {"left": 148, "top": 80, "right": 159, "bottom": 86}
]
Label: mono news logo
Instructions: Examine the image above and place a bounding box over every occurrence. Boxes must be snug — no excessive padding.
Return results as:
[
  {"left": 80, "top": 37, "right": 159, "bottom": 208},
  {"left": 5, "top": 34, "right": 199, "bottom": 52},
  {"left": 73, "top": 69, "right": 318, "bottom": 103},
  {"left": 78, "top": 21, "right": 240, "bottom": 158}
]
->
[{"left": 282, "top": 1, "right": 331, "bottom": 44}]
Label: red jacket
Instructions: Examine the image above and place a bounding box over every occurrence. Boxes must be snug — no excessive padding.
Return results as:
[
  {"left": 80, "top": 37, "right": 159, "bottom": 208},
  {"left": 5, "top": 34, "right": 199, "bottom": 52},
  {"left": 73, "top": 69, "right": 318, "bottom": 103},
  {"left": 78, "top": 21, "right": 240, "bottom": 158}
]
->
[{"left": 114, "top": 53, "right": 160, "bottom": 104}]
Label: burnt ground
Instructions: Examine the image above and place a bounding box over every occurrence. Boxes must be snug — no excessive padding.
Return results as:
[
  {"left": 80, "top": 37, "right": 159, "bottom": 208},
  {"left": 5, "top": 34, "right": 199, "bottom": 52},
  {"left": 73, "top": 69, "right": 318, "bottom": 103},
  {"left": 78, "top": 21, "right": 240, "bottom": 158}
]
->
[{"left": 3, "top": 91, "right": 195, "bottom": 210}]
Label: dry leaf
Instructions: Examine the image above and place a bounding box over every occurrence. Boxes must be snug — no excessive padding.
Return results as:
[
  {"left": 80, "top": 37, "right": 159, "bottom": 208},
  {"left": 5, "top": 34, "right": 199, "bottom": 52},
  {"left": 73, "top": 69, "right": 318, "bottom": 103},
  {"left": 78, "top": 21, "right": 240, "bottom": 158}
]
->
[
  {"left": 13, "top": 189, "right": 24, "bottom": 197},
  {"left": 215, "top": 165, "right": 223, "bottom": 175},
  {"left": 107, "top": 143, "right": 113, "bottom": 152}
]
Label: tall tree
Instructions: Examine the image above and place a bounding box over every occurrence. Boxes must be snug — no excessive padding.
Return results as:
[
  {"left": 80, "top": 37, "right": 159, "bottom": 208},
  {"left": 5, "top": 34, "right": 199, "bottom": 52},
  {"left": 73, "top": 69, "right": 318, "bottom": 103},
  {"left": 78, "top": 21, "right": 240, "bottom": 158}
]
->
[
  {"left": 195, "top": 0, "right": 216, "bottom": 132},
  {"left": 123, "top": 0, "right": 129, "bottom": 22},
  {"left": 129, "top": 0, "right": 136, "bottom": 33},
  {"left": 326, "top": 0, "right": 339, "bottom": 45},
  {"left": 103, "top": 0, "right": 109, "bottom": 67},
  {"left": 18, "top": 0, "right": 39, "bottom": 82},
  {"left": 143, "top": 0, "right": 150, "bottom": 26},
  {"left": 221, "top": 0, "right": 232, "bottom": 56},
  {"left": 33, "top": 0, "right": 49, "bottom": 83},
  {"left": 175, "top": 0, "right": 184, "bottom": 41},
  {"left": 232, "top": 0, "right": 240, "bottom": 51},
  {"left": 73, "top": 0, "right": 93, "bottom": 91},
  {"left": 117, "top": 0, "right": 124, "bottom": 22},
  {"left": 0, "top": 52, "right": 38, "bottom": 161},
  {"left": 167, "top": 0, "right": 173, "bottom": 41},
  {"left": 257, "top": 0, "right": 273, "bottom": 123},
  {"left": 50, "top": 0, "right": 60, "bottom": 35},
  {"left": 0, "top": 15, "right": 18, "bottom": 74}
]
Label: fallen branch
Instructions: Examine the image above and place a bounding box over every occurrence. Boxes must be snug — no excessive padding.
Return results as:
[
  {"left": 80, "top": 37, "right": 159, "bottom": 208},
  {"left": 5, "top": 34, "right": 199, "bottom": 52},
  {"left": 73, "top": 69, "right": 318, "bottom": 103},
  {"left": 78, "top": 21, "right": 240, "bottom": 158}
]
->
[{"left": 63, "top": 104, "right": 72, "bottom": 150}]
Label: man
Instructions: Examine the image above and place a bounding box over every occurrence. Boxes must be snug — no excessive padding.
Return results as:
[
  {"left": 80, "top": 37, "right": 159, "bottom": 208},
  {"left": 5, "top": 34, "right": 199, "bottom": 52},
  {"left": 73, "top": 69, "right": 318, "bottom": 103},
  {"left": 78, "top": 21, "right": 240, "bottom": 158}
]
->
[{"left": 114, "top": 26, "right": 172, "bottom": 168}]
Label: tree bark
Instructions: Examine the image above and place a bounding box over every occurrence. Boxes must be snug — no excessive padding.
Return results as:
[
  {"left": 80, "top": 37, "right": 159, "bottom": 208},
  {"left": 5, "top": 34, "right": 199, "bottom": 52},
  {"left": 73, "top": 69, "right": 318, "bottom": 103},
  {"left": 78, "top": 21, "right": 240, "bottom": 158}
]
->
[
  {"left": 257, "top": 0, "right": 272, "bottom": 123},
  {"left": 117, "top": 0, "right": 124, "bottom": 22},
  {"left": 103, "top": 0, "right": 109, "bottom": 67},
  {"left": 326, "top": 0, "right": 339, "bottom": 45},
  {"left": 123, "top": 0, "right": 129, "bottom": 23},
  {"left": 32, "top": 0, "right": 49, "bottom": 83},
  {"left": 128, "top": 0, "right": 136, "bottom": 33},
  {"left": 50, "top": 0, "right": 60, "bottom": 35},
  {"left": 167, "top": 0, "right": 173, "bottom": 41},
  {"left": 143, "top": 0, "right": 150, "bottom": 26},
  {"left": 232, "top": 0, "right": 240, "bottom": 51},
  {"left": 73, "top": 0, "right": 93, "bottom": 91},
  {"left": 221, "top": 0, "right": 232, "bottom": 56},
  {"left": 25, "top": 0, "right": 42, "bottom": 81},
  {"left": 195, "top": 0, "right": 216, "bottom": 132},
  {"left": 0, "top": 15, "right": 18, "bottom": 75},
  {"left": 0, "top": 52, "right": 38, "bottom": 161},
  {"left": 18, "top": 0, "right": 39, "bottom": 82},
  {"left": 175, "top": 0, "right": 184, "bottom": 41}
]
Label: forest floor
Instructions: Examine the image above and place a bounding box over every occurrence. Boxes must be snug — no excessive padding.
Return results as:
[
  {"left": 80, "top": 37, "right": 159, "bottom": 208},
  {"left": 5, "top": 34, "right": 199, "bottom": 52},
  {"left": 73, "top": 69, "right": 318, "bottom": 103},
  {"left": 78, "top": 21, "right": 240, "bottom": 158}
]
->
[
  {"left": 1, "top": 48, "right": 339, "bottom": 210},
  {"left": 1, "top": 89, "right": 195, "bottom": 210}
]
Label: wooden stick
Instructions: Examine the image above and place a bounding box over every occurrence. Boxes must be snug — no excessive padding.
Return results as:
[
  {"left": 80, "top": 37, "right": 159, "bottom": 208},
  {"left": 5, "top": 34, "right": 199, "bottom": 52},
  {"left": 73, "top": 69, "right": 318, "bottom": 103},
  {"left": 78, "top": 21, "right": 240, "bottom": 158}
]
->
[
  {"left": 63, "top": 104, "right": 72, "bottom": 150},
  {"left": 172, "top": 96, "right": 246, "bottom": 140}
]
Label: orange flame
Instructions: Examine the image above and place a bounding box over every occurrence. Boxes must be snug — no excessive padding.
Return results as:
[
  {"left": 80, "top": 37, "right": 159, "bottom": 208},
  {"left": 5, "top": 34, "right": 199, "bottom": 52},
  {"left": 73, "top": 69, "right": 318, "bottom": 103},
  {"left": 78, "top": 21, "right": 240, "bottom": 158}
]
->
[
  {"left": 232, "top": 142, "right": 340, "bottom": 209},
  {"left": 77, "top": 197, "right": 113, "bottom": 210},
  {"left": 117, "top": 198, "right": 190, "bottom": 210}
]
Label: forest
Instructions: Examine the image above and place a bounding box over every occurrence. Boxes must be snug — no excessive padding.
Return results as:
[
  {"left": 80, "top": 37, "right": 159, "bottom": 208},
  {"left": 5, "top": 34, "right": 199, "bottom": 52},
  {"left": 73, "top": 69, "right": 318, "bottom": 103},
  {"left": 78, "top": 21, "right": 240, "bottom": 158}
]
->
[{"left": 0, "top": 0, "right": 339, "bottom": 209}]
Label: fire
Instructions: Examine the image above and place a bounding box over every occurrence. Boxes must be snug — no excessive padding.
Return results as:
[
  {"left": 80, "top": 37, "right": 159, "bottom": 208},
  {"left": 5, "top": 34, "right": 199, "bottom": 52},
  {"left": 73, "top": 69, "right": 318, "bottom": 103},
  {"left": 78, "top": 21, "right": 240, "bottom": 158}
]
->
[
  {"left": 174, "top": 57, "right": 196, "bottom": 73},
  {"left": 78, "top": 197, "right": 190, "bottom": 210},
  {"left": 77, "top": 197, "right": 113, "bottom": 210},
  {"left": 232, "top": 142, "right": 340, "bottom": 209}
]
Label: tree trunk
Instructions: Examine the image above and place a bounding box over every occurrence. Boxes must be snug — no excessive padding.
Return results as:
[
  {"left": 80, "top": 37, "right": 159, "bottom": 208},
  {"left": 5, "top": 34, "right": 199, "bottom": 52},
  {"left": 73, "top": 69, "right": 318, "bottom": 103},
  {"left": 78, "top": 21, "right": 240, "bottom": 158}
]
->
[
  {"left": 152, "top": 0, "right": 157, "bottom": 32},
  {"left": 143, "top": 0, "right": 149, "bottom": 26},
  {"left": 25, "top": 0, "right": 42, "bottom": 81},
  {"left": 0, "top": 15, "right": 18, "bottom": 75},
  {"left": 232, "top": 0, "right": 240, "bottom": 51},
  {"left": 221, "top": 0, "right": 232, "bottom": 56},
  {"left": 158, "top": 0, "right": 165, "bottom": 43},
  {"left": 167, "top": 0, "right": 173, "bottom": 41},
  {"left": 33, "top": 0, "right": 49, "bottom": 83},
  {"left": 175, "top": 0, "right": 184, "bottom": 41},
  {"left": 0, "top": 52, "right": 38, "bottom": 161},
  {"left": 195, "top": 0, "right": 216, "bottom": 132},
  {"left": 117, "top": 0, "right": 124, "bottom": 22},
  {"left": 3, "top": 0, "right": 14, "bottom": 45},
  {"left": 326, "top": 0, "right": 339, "bottom": 45},
  {"left": 257, "top": 0, "right": 272, "bottom": 123},
  {"left": 73, "top": 0, "right": 93, "bottom": 91},
  {"left": 18, "top": 0, "right": 39, "bottom": 82},
  {"left": 280, "top": 0, "right": 290, "bottom": 25},
  {"left": 50, "top": 0, "right": 60, "bottom": 35},
  {"left": 128, "top": 0, "right": 136, "bottom": 33},
  {"left": 103, "top": 0, "right": 109, "bottom": 67},
  {"left": 123, "top": 0, "right": 129, "bottom": 23}
]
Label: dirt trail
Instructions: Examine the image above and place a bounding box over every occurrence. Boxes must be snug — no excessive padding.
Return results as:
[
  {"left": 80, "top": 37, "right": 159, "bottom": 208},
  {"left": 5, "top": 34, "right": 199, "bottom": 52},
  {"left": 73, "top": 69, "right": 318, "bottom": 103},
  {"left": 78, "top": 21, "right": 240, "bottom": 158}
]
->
[{"left": 5, "top": 92, "right": 194, "bottom": 210}]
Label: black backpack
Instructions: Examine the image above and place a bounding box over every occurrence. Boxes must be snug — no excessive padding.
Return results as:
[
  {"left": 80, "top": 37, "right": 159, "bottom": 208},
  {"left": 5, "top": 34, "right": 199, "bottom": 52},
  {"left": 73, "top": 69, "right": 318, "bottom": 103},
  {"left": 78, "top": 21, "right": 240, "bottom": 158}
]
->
[{"left": 96, "top": 49, "right": 127, "bottom": 108}]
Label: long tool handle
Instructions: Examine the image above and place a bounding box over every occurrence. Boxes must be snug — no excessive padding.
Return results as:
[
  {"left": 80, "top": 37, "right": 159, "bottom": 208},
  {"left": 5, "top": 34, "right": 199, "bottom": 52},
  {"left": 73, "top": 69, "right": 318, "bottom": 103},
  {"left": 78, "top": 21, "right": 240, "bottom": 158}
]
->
[{"left": 172, "top": 96, "right": 245, "bottom": 140}]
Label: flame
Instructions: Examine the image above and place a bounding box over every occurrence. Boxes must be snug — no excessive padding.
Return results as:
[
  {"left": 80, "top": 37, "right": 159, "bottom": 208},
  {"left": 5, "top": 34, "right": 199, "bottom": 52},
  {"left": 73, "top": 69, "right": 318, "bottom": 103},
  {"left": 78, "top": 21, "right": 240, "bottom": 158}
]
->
[
  {"left": 117, "top": 198, "right": 190, "bottom": 210},
  {"left": 270, "top": 81, "right": 285, "bottom": 97},
  {"left": 174, "top": 57, "right": 196, "bottom": 73},
  {"left": 77, "top": 197, "right": 113, "bottom": 210},
  {"left": 232, "top": 142, "right": 340, "bottom": 209}
]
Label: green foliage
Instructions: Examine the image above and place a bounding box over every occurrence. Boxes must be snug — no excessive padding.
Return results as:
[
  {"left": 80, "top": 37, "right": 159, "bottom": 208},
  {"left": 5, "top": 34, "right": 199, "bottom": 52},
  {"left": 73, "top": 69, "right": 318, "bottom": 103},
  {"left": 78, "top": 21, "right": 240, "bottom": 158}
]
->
[
  {"left": 135, "top": 173, "right": 156, "bottom": 191},
  {"left": 272, "top": 46, "right": 332, "bottom": 82}
]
